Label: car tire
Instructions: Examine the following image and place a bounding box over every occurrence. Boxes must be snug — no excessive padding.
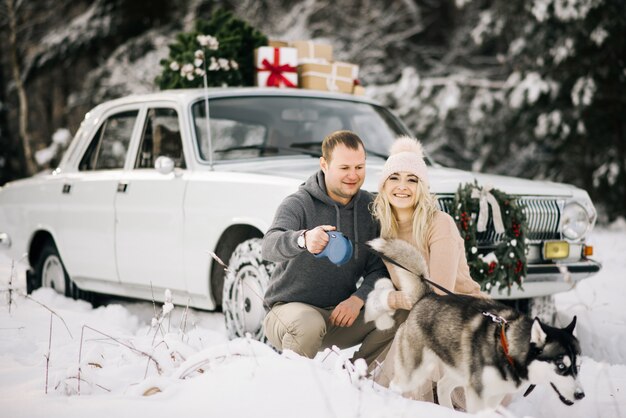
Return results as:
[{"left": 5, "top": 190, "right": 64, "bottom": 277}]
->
[
  {"left": 210, "top": 263, "right": 225, "bottom": 309},
  {"left": 223, "top": 238, "right": 275, "bottom": 341},
  {"left": 35, "top": 242, "right": 72, "bottom": 297}
]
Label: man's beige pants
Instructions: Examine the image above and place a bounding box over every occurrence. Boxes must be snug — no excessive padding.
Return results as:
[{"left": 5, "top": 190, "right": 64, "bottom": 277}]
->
[{"left": 263, "top": 301, "right": 399, "bottom": 366}]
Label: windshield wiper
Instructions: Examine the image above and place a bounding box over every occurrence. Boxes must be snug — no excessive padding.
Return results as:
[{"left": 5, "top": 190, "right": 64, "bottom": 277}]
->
[
  {"left": 291, "top": 142, "right": 388, "bottom": 160},
  {"left": 290, "top": 141, "right": 322, "bottom": 150},
  {"left": 215, "top": 144, "right": 272, "bottom": 153},
  {"left": 366, "top": 150, "right": 389, "bottom": 159},
  {"left": 215, "top": 144, "right": 321, "bottom": 157}
]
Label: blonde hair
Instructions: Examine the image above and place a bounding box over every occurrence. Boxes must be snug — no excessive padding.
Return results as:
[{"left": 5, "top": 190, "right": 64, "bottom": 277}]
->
[{"left": 372, "top": 177, "right": 438, "bottom": 255}]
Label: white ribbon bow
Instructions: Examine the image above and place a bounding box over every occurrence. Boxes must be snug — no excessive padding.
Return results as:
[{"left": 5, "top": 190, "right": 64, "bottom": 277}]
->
[{"left": 471, "top": 184, "right": 505, "bottom": 234}]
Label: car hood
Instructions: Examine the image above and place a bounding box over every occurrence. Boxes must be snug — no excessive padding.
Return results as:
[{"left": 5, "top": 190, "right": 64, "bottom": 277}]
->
[{"left": 223, "top": 157, "right": 577, "bottom": 197}]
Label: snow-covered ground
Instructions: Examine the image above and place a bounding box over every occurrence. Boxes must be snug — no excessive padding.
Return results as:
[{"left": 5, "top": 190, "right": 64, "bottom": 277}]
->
[{"left": 1, "top": 224, "right": 625, "bottom": 418}]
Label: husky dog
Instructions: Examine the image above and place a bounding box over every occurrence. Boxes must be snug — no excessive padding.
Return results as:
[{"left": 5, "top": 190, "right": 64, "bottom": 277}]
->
[{"left": 367, "top": 238, "right": 585, "bottom": 413}]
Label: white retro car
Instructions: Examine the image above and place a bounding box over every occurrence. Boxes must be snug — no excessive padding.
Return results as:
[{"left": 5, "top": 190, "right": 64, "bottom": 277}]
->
[{"left": 0, "top": 88, "right": 600, "bottom": 339}]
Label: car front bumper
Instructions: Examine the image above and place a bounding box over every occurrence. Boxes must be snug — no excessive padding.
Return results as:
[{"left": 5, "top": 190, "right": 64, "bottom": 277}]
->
[{"left": 488, "top": 258, "right": 602, "bottom": 299}]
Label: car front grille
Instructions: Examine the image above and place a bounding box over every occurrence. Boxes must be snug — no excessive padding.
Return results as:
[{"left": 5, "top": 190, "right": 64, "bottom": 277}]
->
[{"left": 437, "top": 196, "right": 563, "bottom": 245}]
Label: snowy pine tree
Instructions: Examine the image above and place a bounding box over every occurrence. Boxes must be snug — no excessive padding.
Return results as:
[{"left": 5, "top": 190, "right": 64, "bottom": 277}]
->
[{"left": 467, "top": 0, "right": 626, "bottom": 221}]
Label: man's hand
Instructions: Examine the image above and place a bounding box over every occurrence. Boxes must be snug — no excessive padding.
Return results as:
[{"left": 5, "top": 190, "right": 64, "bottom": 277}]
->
[
  {"left": 329, "top": 295, "right": 364, "bottom": 327},
  {"left": 305, "top": 225, "right": 336, "bottom": 254}
]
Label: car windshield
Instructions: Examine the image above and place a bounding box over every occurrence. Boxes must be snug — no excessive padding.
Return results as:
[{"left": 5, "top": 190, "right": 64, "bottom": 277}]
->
[{"left": 191, "top": 96, "right": 410, "bottom": 162}]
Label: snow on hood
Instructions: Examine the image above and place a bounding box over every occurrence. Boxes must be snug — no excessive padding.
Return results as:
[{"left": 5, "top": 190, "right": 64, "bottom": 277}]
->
[
  {"left": 426, "top": 166, "right": 575, "bottom": 197},
  {"left": 224, "top": 157, "right": 576, "bottom": 197}
]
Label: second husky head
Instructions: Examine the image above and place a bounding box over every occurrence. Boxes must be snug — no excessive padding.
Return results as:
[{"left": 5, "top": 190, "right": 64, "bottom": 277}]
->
[{"left": 528, "top": 316, "right": 585, "bottom": 405}]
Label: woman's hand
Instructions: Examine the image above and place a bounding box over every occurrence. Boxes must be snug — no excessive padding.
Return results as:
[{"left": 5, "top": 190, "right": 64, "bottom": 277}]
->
[{"left": 364, "top": 278, "right": 396, "bottom": 330}]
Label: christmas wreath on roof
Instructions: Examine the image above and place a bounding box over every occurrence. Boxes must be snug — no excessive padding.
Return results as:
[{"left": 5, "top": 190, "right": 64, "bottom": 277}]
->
[
  {"left": 156, "top": 8, "right": 267, "bottom": 89},
  {"left": 452, "top": 182, "right": 529, "bottom": 295}
]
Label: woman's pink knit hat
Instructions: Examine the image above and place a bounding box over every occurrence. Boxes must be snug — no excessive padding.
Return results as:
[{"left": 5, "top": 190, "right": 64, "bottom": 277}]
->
[{"left": 378, "top": 136, "right": 429, "bottom": 191}]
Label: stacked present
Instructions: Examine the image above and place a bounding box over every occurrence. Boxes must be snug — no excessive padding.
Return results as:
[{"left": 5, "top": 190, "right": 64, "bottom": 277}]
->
[
  {"left": 254, "top": 40, "right": 364, "bottom": 95},
  {"left": 254, "top": 45, "right": 298, "bottom": 88}
]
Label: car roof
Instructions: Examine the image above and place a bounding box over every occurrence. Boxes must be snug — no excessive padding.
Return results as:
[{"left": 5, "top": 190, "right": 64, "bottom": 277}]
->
[{"left": 92, "top": 87, "right": 381, "bottom": 110}]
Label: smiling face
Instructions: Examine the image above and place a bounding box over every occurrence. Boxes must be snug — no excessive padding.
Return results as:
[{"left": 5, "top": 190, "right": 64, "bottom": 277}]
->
[
  {"left": 320, "top": 143, "right": 366, "bottom": 205},
  {"left": 383, "top": 172, "right": 419, "bottom": 215}
]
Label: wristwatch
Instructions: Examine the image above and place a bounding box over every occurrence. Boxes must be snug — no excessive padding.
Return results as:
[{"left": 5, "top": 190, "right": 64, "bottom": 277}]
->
[{"left": 297, "top": 230, "right": 307, "bottom": 249}]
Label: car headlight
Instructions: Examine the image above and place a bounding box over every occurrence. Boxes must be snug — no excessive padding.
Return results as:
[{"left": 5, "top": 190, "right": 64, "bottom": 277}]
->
[{"left": 562, "top": 202, "right": 591, "bottom": 241}]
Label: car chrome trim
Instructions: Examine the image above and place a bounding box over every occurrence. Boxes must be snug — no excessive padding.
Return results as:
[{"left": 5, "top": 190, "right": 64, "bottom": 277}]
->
[
  {"left": 526, "top": 260, "right": 601, "bottom": 275},
  {"left": 438, "top": 196, "right": 563, "bottom": 243}
]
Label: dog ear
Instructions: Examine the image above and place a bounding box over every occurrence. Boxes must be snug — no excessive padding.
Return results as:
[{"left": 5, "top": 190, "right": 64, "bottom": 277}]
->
[
  {"left": 564, "top": 316, "right": 577, "bottom": 334},
  {"left": 531, "top": 317, "right": 547, "bottom": 346}
]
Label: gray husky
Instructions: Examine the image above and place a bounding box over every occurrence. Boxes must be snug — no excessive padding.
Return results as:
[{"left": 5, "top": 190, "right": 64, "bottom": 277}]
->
[{"left": 368, "top": 238, "right": 585, "bottom": 413}]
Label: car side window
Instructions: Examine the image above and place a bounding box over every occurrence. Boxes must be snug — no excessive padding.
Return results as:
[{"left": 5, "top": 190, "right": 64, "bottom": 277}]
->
[
  {"left": 79, "top": 111, "right": 138, "bottom": 171},
  {"left": 136, "top": 108, "right": 185, "bottom": 169}
]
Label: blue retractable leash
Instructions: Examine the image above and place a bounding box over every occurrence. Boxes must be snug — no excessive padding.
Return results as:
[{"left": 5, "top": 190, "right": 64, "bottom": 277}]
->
[{"left": 314, "top": 231, "right": 354, "bottom": 266}]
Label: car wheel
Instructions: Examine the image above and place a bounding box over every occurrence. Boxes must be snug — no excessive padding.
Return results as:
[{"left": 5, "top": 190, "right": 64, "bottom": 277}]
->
[
  {"left": 223, "top": 238, "right": 275, "bottom": 341},
  {"left": 527, "top": 295, "right": 557, "bottom": 325},
  {"left": 36, "top": 243, "right": 71, "bottom": 297}
]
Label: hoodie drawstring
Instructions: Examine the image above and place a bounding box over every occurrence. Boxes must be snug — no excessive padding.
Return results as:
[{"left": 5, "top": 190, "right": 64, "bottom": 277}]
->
[
  {"left": 354, "top": 207, "right": 359, "bottom": 259},
  {"left": 352, "top": 193, "right": 360, "bottom": 259},
  {"left": 333, "top": 199, "right": 359, "bottom": 260}
]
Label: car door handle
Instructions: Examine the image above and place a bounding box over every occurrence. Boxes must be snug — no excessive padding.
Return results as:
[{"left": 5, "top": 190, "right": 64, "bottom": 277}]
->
[
  {"left": 62, "top": 184, "right": 71, "bottom": 194},
  {"left": 117, "top": 182, "right": 129, "bottom": 193}
]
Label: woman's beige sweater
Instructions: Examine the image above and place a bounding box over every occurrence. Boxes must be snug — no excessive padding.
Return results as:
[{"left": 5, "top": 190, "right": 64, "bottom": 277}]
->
[{"left": 387, "top": 211, "right": 482, "bottom": 309}]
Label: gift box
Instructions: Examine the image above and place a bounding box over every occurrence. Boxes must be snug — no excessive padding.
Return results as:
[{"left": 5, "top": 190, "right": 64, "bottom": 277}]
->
[
  {"left": 353, "top": 85, "right": 366, "bottom": 96},
  {"left": 299, "top": 62, "right": 359, "bottom": 94},
  {"left": 255, "top": 46, "right": 298, "bottom": 88},
  {"left": 291, "top": 40, "right": 333, "bottom": 64},
  {"left": 268, "top": 40, "right": 289, "bottom": 48}
]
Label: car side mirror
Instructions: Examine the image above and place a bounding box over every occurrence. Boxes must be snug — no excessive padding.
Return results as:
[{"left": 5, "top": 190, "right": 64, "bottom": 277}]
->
[{"left": 155, "top": 156, "right": 175, "bottom": 175}]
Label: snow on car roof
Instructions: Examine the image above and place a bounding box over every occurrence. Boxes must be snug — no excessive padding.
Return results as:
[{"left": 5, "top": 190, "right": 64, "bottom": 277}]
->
[{"left": 94, "top": 87, "right": 381, "bottom": 109}]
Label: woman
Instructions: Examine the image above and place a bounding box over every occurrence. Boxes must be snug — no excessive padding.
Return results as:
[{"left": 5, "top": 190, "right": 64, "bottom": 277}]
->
[{"left": 366, "top": 136, "right": 484, "bottom": 404}]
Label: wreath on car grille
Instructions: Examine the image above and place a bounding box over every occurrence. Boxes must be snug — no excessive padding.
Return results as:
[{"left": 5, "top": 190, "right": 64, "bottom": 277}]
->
[{"left": 451, "top": 181, "right": 529, "bottom": 294}]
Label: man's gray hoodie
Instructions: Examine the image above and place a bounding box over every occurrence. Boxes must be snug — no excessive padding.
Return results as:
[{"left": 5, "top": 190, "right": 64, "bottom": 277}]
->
[{"left": 262, "top": 170, "right": 387, "bottom": 309}]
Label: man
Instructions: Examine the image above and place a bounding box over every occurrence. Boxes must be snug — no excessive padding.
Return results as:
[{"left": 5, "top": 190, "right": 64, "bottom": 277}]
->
[{"left": 262, "top": 130, "right": 396, "bottom": 366}]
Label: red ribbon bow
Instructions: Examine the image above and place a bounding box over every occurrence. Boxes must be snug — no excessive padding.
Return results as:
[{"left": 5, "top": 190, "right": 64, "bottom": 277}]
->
[{"left": 258, "top": 48, "right": 296, "bottom": 88}]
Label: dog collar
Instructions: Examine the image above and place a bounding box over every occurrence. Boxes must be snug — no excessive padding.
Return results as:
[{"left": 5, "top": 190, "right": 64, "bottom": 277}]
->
[{"left": 483, "top": 312, "right": 518, "bottom": 376}]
